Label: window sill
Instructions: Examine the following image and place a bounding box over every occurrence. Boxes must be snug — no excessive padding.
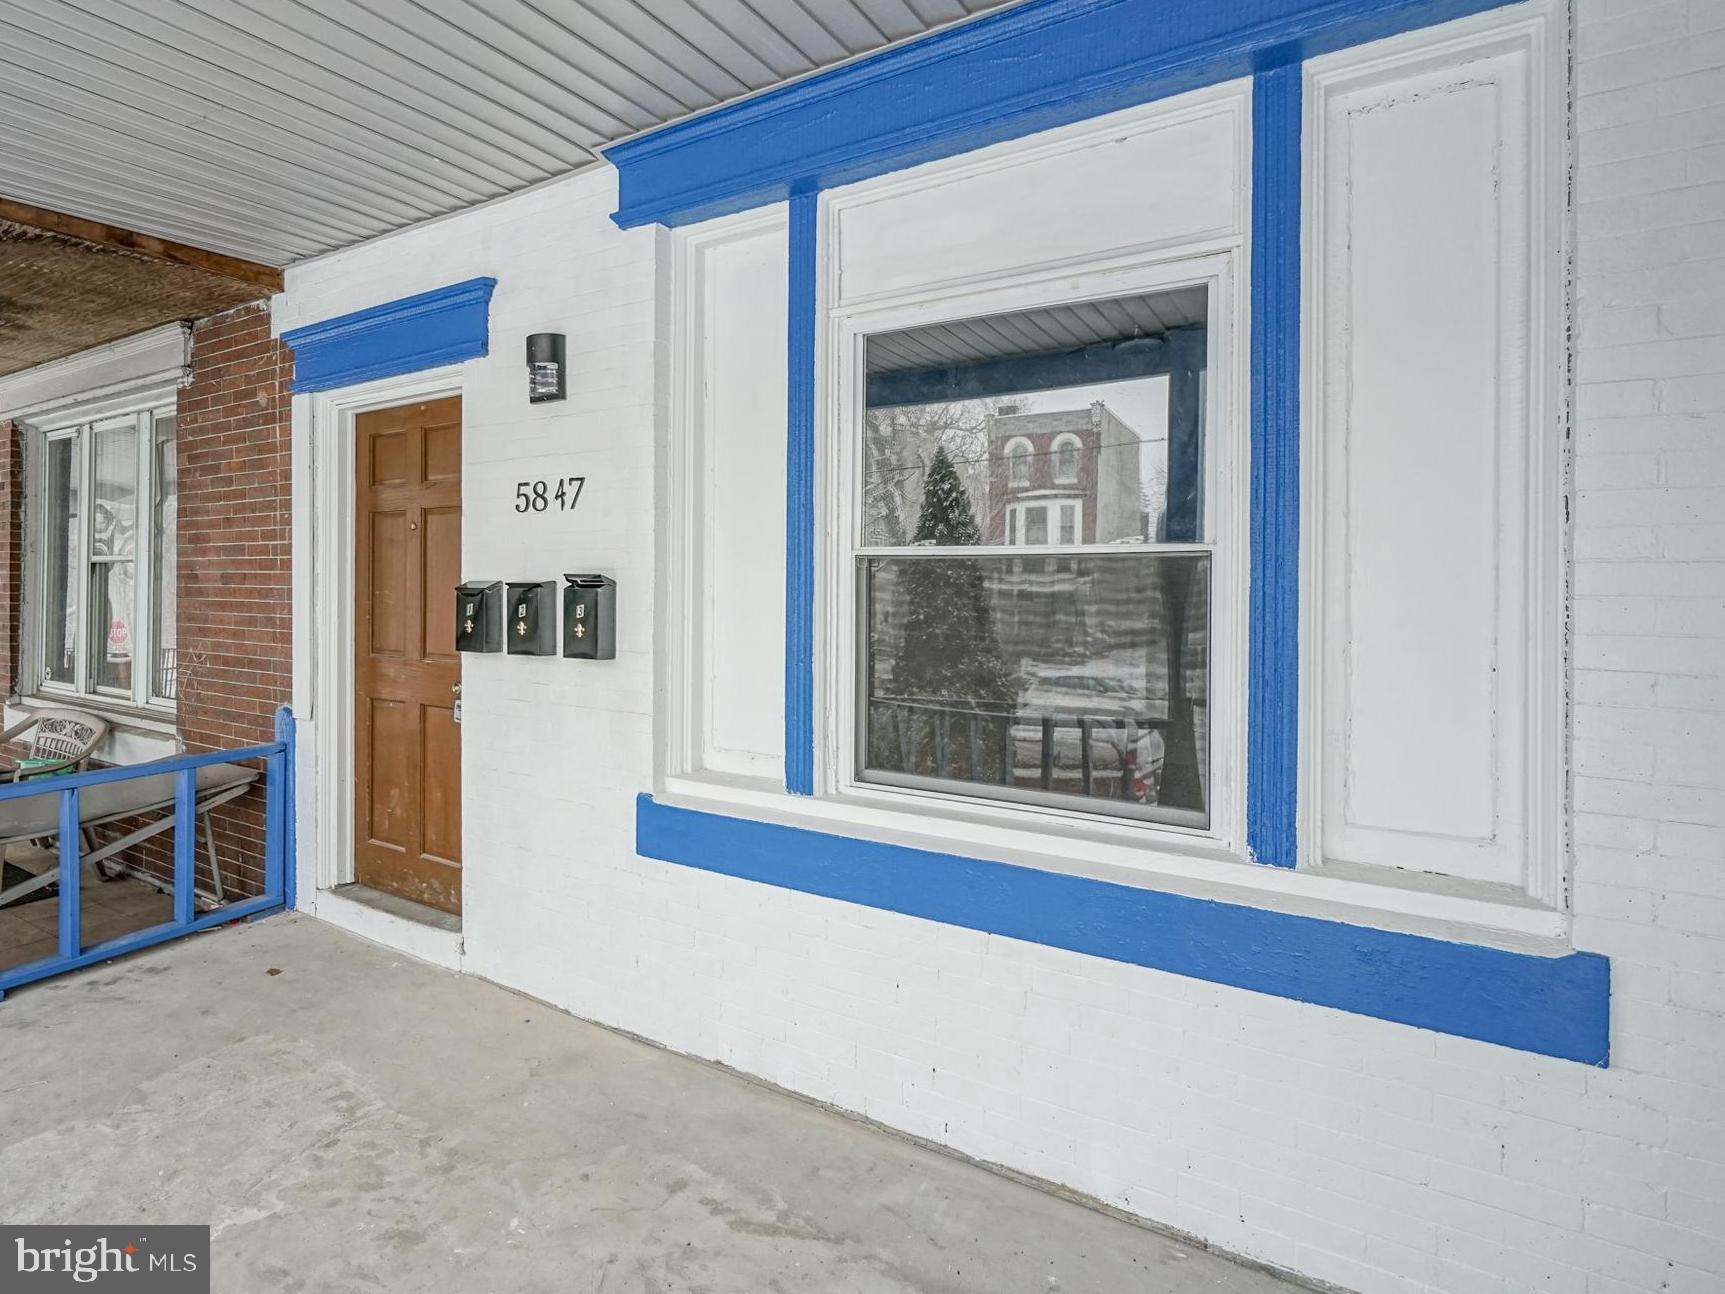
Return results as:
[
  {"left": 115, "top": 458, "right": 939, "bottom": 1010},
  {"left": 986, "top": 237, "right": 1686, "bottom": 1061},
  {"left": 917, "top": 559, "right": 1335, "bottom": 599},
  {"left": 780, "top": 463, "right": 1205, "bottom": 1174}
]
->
[
  {"left": 655, "top": 771, "right": 1567, "bottom": 951},
  {"left": 640, "top": 779, "right": 1608, "bottom": 1064}
]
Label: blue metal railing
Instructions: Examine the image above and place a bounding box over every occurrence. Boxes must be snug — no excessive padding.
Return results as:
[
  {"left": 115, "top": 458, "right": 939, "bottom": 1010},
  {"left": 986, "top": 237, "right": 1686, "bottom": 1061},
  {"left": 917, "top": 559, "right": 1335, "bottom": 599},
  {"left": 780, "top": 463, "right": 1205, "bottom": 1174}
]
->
[{"left": 0, "top": 706, "right": 296, "bottom": 998}]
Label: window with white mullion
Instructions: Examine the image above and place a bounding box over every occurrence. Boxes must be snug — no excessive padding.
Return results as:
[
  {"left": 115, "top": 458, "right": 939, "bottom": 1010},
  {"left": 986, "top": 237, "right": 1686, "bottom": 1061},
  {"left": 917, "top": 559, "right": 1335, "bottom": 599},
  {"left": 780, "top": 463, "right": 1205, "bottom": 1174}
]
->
[
  {"left": 853, "top": 282, "right": 1215, "bottom": 829},
  {"left": 33, "top": 406, "right": 176, "bottom": 710}
]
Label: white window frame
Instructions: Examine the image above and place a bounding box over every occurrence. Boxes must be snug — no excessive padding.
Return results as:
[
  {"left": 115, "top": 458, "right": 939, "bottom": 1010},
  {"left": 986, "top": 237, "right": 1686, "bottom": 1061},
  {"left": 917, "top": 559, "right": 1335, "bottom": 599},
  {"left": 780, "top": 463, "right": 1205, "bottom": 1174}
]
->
[
  {"left": 1058, "top": 500, "right": 1080, "bottom": 546},
  {"left": 1006, "top": 498, "right": 1086, "bottom": 546},
  {"left": 1004, "top": 435, "right": 1033, "bottom": 487},
  {"left": 823, "top": 250, "right": 1246, "bottom": 850},
  {"left": 26, "top": 401, "right": 177, "bottom": 714},
  {"left": 655, "top": 79, "right": 1568, "bottom": 943}
]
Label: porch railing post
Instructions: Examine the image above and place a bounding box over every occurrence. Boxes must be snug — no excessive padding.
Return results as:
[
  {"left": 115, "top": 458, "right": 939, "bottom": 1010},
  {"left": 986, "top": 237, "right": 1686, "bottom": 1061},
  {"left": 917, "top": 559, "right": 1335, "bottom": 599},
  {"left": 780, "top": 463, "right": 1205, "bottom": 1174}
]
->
[
  {"left": 264, "top": 709, "right": 289, "bottom": 905},
  {"left": 173, "top": 768, "right": 197, "bottom": 926},
  {"left": 57, "top": 787, "right": 81, "bottom": 959}
]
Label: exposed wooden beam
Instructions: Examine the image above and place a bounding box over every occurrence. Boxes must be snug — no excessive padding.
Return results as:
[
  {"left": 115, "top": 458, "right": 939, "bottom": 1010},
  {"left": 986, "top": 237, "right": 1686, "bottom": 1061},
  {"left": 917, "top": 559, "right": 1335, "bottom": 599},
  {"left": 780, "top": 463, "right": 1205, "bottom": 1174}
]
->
[{"left": 0, "top": 197, "right": 283, "bottom": 292}]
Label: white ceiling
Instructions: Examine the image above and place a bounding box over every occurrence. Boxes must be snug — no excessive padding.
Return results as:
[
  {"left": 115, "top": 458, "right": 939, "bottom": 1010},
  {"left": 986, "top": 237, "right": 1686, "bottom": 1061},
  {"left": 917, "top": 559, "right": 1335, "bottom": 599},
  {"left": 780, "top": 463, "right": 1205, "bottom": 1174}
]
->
[{"left": 0, "top": 0, "right": 1019, "bottom": 267}]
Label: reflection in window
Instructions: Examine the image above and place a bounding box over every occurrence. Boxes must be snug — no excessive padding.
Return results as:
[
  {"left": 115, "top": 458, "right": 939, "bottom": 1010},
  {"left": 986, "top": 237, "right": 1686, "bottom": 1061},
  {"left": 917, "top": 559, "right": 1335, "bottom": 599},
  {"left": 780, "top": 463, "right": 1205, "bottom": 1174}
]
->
[
  {"left": 90, "top": 420, "right": 138, "bottom": 694},
  {"left": 43, "top": 436, "right": 79, "bottom": 686},
  {"left": 858, "top": 285, "right": 1211, "bottom": 828},
  {"left": 862, "top": 554, "right": 1210, "bottom": 827}
]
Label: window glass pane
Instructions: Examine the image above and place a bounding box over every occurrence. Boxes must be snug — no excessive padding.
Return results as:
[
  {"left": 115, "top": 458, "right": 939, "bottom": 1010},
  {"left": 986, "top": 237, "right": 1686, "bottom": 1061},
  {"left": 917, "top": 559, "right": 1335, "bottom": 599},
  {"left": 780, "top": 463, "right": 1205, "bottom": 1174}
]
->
[
  {"left": 91, "top": 422, "right": 138, "bottom": 694},
  {"left": 152, "top": 414, "right": 178, "bottom": 700},
  {"left": 861, "top": 286, "right": 1207, "bottom": 547},
  {"left": 861, "top": 552, "right": 1210, "bottom": 827},
  {"left": 1054, "top": 437, "right": 1079, "bottom": 483},
  {"left": 42, "top": 437, "right": 79, "bottom": 686}
]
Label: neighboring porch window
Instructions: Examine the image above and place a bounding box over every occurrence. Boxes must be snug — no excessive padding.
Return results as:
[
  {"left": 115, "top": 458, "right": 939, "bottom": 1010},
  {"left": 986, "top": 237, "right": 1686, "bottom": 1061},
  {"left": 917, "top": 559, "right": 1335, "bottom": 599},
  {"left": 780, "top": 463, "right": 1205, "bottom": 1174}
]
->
[
  {"left": 858, "top": 285, "right": 1212, "bottom": 829},
  {"left": 38, "top": 406, "right": 177, "bottom": 708}
]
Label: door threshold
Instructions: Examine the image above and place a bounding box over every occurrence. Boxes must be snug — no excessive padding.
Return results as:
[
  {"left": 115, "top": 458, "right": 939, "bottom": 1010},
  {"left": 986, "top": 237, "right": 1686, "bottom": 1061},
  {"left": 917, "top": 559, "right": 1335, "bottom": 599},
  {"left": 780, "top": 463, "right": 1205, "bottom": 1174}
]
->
[
  {"left": 313, "top": 885, "right": 464, "bottom": 973},
  {"left": 333, "top": 883, "right": 461, "bottom": 932}
]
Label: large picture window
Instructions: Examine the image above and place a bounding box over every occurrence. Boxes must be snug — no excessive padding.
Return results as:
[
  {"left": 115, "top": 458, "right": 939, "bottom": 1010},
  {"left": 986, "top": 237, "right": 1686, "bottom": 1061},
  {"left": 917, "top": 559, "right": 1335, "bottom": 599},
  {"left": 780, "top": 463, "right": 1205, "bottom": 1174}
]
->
[
  {"left": 856, "top": 286, "right": 1212, "bottom": 829},
  {"left": 37, "top": 406, "right": 177, "bottom": 708}
]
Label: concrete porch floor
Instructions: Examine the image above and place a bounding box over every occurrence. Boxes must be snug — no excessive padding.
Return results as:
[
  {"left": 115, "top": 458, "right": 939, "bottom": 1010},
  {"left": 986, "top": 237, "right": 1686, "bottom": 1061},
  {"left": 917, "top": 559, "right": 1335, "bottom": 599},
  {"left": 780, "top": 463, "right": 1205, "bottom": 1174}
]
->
[{"left": 0, "top": 915, "right": 1310, "bottom": 1294}]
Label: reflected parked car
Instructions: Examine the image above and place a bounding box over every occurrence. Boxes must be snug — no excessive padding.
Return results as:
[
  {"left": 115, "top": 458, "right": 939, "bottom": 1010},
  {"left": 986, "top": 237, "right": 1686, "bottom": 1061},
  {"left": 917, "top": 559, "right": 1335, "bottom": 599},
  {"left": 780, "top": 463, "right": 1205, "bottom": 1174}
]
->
[{"left": 1011, "top": 669, "right": 1166, "bottom": 802}]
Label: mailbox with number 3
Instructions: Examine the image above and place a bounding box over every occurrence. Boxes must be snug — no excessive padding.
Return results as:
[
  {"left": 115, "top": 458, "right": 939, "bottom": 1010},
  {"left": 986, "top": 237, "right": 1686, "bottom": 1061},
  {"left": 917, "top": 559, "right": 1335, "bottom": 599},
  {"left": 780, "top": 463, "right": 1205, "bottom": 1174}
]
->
[{"left": 562, "top": 574, "right": 616, "bottom": 660}]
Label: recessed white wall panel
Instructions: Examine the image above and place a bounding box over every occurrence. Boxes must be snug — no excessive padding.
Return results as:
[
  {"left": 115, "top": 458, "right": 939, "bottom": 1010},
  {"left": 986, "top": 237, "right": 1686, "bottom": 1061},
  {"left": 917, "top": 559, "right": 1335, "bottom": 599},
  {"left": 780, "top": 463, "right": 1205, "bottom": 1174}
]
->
[
  {"left": 833, "top": 87, "right": 1247, "bottom": 308},
  {"left": 683, "top": 213, "right": 789, "bottom": 779},
  {"left": 1307, "top": 20, "right": 1557, "bottom": 892}
]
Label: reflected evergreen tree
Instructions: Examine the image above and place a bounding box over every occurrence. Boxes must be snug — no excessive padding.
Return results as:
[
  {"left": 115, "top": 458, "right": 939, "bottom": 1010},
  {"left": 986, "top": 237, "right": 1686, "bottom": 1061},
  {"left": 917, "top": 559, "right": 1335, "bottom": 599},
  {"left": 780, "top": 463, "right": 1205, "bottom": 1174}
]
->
[{"left": 883, "top": 447, "right": 1016, "bottom": 781}]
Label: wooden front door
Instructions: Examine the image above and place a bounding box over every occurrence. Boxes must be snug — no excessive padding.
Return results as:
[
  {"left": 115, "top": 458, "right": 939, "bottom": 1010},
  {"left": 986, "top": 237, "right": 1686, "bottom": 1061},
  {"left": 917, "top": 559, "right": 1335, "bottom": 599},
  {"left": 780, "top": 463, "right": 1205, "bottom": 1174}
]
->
[{"left": 354, "top": 397, "right": 463, "bottom": 914}]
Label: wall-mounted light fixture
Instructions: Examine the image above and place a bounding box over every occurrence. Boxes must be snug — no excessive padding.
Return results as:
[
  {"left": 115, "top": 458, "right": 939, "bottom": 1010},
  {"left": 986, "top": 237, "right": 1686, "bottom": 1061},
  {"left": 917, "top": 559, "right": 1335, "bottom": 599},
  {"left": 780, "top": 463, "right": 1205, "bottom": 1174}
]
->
[{"left": 526, "top": 332, "right": 566, "bottom": 403}]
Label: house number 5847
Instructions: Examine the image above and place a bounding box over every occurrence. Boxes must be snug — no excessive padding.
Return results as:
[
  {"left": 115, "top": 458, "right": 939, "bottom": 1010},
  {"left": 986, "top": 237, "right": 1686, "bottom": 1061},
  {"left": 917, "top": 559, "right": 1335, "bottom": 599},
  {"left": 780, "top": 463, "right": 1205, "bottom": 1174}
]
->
[{"left": 514, "top": 476, "right": 585, "bottom": 513}]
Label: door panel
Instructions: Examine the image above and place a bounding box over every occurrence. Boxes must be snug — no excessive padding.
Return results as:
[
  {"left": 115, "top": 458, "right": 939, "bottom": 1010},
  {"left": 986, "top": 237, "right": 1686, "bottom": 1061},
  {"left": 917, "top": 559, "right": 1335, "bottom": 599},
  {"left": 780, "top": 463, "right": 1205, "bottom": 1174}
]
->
[
  {"left": 354, "top": 396, "right": 462, "bottom": 915},
  {"left": 422, "top": 506, "right": 461, "bottom": 659},
  {"left": 421, "top": 706, "right": 462, "bottom": 865},
  {"left": 368, "top": 512, "right": 409, "bottom": 656},
  {"left": 366, "top": 697, "right": 414, "bottom": 850}
]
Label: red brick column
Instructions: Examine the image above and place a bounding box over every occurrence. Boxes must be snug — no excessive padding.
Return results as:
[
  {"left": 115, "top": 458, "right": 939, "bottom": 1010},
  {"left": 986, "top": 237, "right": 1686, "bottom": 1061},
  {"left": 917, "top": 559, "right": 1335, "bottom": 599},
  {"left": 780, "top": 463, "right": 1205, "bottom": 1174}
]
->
[{"left": 172, "top": 302, "right": 293, "bottom": 894}]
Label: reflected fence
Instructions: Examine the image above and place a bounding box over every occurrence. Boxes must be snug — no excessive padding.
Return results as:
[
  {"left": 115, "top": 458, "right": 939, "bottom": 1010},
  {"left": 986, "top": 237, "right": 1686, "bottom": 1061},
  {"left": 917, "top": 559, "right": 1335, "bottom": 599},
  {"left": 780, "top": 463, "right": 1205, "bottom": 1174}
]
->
[{"left": 867, "top": 697, "right": 1169, "bottom": 804}]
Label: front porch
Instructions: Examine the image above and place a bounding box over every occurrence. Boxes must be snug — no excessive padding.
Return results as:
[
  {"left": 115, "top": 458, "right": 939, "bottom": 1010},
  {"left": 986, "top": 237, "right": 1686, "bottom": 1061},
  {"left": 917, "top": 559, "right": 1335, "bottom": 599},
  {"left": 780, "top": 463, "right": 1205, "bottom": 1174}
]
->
[{"left": 0, "top": 915, "right": 1303, "bottom": 1294}]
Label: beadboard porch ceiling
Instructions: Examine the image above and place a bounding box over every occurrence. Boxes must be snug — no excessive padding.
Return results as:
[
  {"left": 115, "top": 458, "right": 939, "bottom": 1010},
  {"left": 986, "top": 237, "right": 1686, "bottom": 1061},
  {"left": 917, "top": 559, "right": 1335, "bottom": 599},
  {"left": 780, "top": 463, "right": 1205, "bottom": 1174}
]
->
[{"left": 0, "top": 0, "right": 1021, "bottom": 268}]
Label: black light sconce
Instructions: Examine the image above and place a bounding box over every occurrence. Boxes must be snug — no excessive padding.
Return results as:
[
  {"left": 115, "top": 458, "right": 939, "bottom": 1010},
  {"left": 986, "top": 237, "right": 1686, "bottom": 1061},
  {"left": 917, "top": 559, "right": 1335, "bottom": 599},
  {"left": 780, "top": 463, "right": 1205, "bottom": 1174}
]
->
[{"left": 526, "top": 332, "right": 566, "bottom": 403}]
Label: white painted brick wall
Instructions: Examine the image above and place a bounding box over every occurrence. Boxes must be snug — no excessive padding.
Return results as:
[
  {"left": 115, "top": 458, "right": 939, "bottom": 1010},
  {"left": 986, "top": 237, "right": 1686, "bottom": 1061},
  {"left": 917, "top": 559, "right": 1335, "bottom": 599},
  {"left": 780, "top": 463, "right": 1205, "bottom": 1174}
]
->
[{"left": 279, "top": 3, "right": 1725, "bottom": 1288}]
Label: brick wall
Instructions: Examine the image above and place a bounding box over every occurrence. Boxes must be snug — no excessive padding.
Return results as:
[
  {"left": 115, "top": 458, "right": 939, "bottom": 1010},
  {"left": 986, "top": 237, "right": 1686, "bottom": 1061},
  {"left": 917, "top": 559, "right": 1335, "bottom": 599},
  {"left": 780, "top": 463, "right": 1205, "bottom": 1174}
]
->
[{"left": 170, "top": 303, "right": 292, "bottom": 895}]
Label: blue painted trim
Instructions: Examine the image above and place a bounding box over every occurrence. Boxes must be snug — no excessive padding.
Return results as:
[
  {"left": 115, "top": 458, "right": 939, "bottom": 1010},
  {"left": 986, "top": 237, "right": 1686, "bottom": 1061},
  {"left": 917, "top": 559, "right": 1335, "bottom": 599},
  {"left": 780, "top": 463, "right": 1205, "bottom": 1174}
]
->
[
  {"left": 0, "top": 720, "right": 297, "bottom": 1000},
  {"left": 0, "top": 742, "right": 286, "bottom": 800},
  {"left": 608, "top": 0, "right": 1522, "bottom": 229},
  {"left": 637, "top": 795, "right": 1611, "bottom": 1065},
  {"left": 276, "top": 706, "right": 299, "bottom": 911},
  {"left": 282, "top": 277, "right": 496, "bottom": 394},
  {"left": 173, "top": 769, "right": 197, "bottom": 925},
  {"left": 1247, "top": 64, "right": 1303, "bottom": 868},
  {"left": 57, "top": 788, "right": 79, "bottom": 958},
  {"left": 785, "top": 194, "right": 818, "bottom": 796}
]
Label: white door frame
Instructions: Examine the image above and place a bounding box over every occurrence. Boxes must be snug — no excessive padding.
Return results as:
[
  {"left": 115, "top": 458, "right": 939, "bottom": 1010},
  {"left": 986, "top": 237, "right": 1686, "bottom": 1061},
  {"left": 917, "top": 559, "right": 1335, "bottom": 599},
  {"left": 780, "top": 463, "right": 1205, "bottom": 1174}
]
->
[{"left": 291, "top": 364, "right": 465, "bottom": 966}]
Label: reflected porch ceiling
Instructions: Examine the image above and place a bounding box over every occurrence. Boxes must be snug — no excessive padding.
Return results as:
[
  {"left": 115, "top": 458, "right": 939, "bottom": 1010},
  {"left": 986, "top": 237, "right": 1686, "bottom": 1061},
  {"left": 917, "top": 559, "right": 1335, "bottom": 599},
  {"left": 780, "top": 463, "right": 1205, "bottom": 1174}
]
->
[{"left": 0, "top": 0, "right": 1020, "bottom": 268}]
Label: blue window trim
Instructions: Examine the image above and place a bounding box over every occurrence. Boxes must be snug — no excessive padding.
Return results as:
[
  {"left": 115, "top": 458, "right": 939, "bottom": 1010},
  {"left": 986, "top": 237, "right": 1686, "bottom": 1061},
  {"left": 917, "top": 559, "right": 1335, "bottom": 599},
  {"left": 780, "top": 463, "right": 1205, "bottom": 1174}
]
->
[
  {"left": 282, "top": 277, "right": 496, "bottom": 394},
  {"left": 626, "top": 0, "right": 1607, "bottom": 1057},
  {"left": 639, "top": 795, "right": 1610, "bottom": 1065},
  {"left": 785, "top": 195, "right": 818, "bottom": 795},
  {"left": 1247, "top": 63, "right": 1303, "bottom": 867},
  {"left": 606, "top": 0, "right": 1521, "bottom": 232}
]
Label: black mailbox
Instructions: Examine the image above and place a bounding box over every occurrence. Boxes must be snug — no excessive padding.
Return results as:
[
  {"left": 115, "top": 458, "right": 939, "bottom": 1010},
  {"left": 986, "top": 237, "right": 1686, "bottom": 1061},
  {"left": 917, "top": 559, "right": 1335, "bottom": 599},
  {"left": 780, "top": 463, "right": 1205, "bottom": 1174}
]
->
[
  {"left": 454, "top": 581, "right": 503, "bottom": 653},
  {"left": 562, "top": 574, "right": 616, "bottom": 660},
  {"left": 504, "top": 581, "right": 557, "bottom": 656}
]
